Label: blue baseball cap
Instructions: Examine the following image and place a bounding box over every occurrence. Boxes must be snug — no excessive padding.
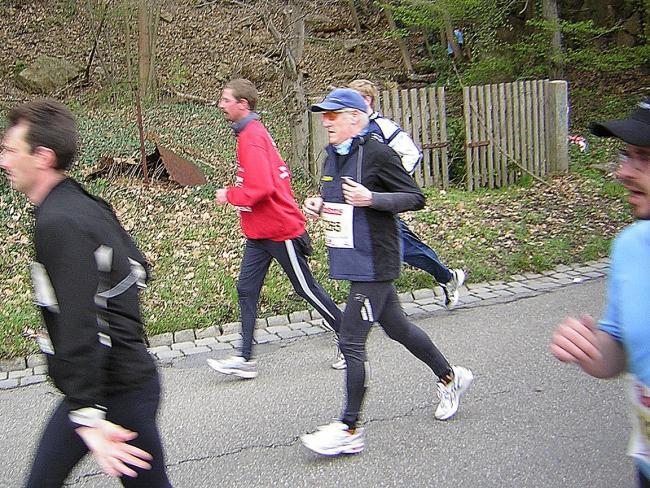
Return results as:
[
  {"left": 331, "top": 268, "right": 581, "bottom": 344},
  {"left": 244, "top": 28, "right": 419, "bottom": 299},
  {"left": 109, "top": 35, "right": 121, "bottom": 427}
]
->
[{"left": 310, "top": 88, "right": 367, "bottom": 113}]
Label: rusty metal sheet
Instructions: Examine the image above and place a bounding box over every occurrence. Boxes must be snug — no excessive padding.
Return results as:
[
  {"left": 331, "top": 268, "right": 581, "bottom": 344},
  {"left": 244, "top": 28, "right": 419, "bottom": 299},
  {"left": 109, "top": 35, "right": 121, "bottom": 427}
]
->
[{"left": 156, "top": 144, "right": 207, "bottom": 186}]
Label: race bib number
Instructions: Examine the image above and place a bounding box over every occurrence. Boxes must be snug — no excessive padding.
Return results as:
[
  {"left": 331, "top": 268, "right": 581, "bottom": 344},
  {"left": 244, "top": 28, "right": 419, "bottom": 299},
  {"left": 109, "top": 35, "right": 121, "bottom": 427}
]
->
[
  {"left": 322, "top": 202, "right": 354, "bottom": 248},
  {"left": 628, "top": 375, "right": 650, "bottom": 463}
]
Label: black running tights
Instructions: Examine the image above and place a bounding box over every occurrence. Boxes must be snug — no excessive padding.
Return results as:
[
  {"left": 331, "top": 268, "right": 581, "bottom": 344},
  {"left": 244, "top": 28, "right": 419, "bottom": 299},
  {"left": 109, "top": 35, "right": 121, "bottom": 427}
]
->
[
  {"left": 339, "top": 280, "right": 453, "bottom": 429},
  {"left": 25, "top": 376, "right": 171, "bottom": 487}
]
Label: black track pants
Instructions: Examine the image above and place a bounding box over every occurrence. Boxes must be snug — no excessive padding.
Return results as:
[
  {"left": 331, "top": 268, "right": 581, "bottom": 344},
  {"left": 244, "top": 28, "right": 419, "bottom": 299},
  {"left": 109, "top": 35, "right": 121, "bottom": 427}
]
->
[{"left": 237, "top": 233, "right": 342, "bottom": 359}]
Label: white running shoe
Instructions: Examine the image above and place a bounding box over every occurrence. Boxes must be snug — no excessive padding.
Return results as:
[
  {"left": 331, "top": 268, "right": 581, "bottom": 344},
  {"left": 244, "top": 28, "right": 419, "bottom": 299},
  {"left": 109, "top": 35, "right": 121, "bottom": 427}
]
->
[
  {"left": 207, "top": 356, "right": 258, "bottom": 379},
  {"left": 442, "top": 269, "right": 466, "bottom": 310},
  {"left": 331, "top": 348, "right": 347, "bottom": 370},
  {"left": 435, "top": 365, "right": 474, "bottom": 420},
  {"left": 301, "top": 421, "right": 365, "bottom": 456}
]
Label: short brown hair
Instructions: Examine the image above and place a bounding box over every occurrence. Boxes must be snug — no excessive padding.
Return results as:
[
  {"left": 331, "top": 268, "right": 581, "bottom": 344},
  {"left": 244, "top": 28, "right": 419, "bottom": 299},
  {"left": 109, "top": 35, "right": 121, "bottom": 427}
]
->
[
  {"left": 349, "top": 79, "right": 379, "bottom": 109},
  {"left": 7, "top": 99, "right": 78, "bottom": 171},
  {"left": 224, "top": 78, "right": 258, "bottom": 111}
]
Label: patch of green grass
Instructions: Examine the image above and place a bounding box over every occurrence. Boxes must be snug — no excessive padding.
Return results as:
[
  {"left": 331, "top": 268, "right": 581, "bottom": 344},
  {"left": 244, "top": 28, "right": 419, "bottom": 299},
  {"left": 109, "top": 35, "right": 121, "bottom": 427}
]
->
[
  {"left": 0, "top": 303, "right": 39, "bottom": 358},
  {"left": 517, "top": 174, "right": 534, "bottom": 188},
  {"left": 580, "top": 235, "right": 612, "bottom": 262},
  {"left": 395, "top": 268, "right": 436, "bottom": 291},
  {"left": 502, "top": 231, "right": 573, "bottom": 274},
  {"left": 570, "top": 88, "right": 640, "bottom": 129},
  {"left": 600, "top": 179, "right": 627, "bottom": 199},
  {"left": 530, "top": 237, "right": 573, "bottom": 270},
  {"left": 523, "top": 211, "right": 545, "bottom": 225},
  {"left": 453, "top": 255, "right": 502, "bottom": 283}
]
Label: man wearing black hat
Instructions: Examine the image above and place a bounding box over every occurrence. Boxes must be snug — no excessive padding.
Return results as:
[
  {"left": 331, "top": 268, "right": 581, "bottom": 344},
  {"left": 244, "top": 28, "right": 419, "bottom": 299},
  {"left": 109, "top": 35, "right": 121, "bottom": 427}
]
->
[
  {"left": 300, "top": 88, "right": 473, "bottom": 456},
  {"left": 551, "top": 98, "right": 650, "bottom": 486}
]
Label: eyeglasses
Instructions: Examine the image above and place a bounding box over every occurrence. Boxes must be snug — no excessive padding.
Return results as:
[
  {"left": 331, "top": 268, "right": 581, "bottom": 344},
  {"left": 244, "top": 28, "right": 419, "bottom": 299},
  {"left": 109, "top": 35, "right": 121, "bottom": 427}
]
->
[
  {"left": 321, "top": 109, "right": 355, "bottom": 121},
  {"left": 619, "top": 150, "right": 650, "bottom": 171}
]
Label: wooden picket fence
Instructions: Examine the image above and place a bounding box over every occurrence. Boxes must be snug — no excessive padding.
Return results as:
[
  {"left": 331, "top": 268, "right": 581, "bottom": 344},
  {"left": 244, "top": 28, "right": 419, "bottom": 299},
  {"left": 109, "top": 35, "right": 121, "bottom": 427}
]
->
[
  {"left": 463, "top": 79, "right": 567, "bottom": 190},
  {"left": 379, "top": 87, "right": 449, "bottom": 189},
  {"left": 307, "top": 80, "right": 568, "bottom": 190}
]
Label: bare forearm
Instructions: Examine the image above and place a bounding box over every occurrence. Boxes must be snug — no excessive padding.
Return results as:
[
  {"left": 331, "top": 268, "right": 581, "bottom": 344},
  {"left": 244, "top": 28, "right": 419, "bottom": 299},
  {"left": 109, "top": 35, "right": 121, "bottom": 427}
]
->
[
  {"left": 580, "top": 331, "right": 626, "bottom": 379},
  {"left": 551, "top": 315, "right": 626, "bottom": 379}
]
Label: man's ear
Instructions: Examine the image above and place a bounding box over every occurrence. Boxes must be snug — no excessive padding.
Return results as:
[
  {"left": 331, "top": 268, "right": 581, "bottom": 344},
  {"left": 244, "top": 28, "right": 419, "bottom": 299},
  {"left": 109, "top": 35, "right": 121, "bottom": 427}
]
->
[{"left": 32, "top": 146, "right": 58, "bottom": 169}]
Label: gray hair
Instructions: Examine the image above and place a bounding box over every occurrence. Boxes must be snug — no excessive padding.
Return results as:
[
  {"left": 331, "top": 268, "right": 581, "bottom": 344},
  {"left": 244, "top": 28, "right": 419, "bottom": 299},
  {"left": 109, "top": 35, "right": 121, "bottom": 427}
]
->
[{"left": 342, "top": 109, "right": 369, "bottom": 130}]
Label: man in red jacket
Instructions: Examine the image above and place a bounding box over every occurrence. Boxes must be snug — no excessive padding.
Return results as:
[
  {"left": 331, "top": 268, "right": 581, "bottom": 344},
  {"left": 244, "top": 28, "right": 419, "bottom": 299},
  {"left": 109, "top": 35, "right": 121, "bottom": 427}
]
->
[{"left": 207, "top": 79, "right": 342, "bottom": 378}]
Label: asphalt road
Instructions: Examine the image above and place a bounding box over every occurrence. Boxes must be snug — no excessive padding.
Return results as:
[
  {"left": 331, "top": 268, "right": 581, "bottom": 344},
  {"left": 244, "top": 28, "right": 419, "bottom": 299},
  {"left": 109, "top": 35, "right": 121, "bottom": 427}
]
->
[{"left": 0, "top": 278, "right": 634, "bottom": 487}]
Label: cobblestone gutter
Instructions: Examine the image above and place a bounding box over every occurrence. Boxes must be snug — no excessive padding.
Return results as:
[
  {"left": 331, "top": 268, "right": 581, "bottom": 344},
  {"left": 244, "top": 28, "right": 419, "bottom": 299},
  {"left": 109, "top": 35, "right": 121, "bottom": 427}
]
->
[{"left": 0, "top": 259, "right": 609, "bottom": 390}]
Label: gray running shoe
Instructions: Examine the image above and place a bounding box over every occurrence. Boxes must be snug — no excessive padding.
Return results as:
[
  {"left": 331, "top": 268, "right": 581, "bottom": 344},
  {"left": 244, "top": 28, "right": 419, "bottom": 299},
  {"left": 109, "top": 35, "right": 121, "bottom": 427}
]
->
[
  {"left": 442, "top": 269, "right": 466, "bottom": 309},
  {"left": 207, "top": 356, "right": 258, "bottom": 379}
]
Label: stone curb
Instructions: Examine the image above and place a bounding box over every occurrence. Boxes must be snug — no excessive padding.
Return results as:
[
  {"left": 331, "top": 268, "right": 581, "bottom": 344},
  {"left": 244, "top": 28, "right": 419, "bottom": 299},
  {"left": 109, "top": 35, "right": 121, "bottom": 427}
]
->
[{"left": 0, "top": 258, "right": 610, "bottom": 390}]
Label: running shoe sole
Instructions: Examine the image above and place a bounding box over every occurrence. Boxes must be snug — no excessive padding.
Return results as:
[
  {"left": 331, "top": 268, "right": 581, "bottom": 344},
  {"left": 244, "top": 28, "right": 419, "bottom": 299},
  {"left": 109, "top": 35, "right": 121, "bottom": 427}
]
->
[
  {"left": 207, "top": 358, "right": 258, "bottom": 379},
  {"left": 301, "top": 437, "right": 365, "bottom": 456}
]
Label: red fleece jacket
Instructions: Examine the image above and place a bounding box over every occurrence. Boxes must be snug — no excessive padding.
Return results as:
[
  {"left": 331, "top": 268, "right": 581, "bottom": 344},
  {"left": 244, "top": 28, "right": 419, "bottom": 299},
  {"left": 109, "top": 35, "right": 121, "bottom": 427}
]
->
[{"left": 226, "top": 119, "right": 305, "bottom": 241}]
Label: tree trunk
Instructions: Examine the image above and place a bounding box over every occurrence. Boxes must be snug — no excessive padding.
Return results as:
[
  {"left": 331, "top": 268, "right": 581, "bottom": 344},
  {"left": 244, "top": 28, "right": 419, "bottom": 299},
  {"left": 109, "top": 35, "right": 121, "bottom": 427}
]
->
[
  {"left": 83, "top": 2, "right": 107, "bottom": 84},
  {"left": 268, "top": 1, "right": 310, "bottom": 173},
  {"left": 147, "top": 0, "right": 161, "bottom": 96},
  {"left": 524, "top": 0, "right": 536, "bottom": 20},
  {"left": 137, "top": 0, "right": 160, "bottom": 101},
  {"left": 286, "top": 2, "right": 309, "bottom": 173},
  {"left": 124, "top": 2, "right": 134, "bottom": 88},
  {"left": 542, "top": 0, "right": 564, "bottom": 79},
  {"left": 423, "top": 28, "right": 435, "bottom": 60},
  {"left": 383, "top": 8, "right": 413, "bottom": 73},
  {"left": 347, "top": 0, "right": 362, "bottom": 33}
]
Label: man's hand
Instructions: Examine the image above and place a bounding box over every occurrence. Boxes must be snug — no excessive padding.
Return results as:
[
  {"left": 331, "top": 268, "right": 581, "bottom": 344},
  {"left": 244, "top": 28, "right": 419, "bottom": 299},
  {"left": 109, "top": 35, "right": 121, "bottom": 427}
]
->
[
  {"left": 76, "top": 420, "right": 153, "bottom": 478},
  {"left": 303, "top": 196, "right": 323, "bottom": 220},
  {"left": 215, "top": 188, "right": 228, "bottom": 205},
  {"left": 551, "top": 315, "right": 603, "bottom": 365},
  {"left": 342, "top": 178, "right": 372, "bottom": 207},
  {"left": 551, "top": 314, "right": 627, "bottom": 379}
]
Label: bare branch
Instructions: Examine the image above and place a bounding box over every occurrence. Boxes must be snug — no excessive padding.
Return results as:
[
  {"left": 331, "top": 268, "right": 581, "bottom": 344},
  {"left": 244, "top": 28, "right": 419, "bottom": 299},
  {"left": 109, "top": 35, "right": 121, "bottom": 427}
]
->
[
  {"left": 518, "top": 0, "right": 529, "bottom": 16},
  {"left": 163, "top": 87, "right": 219, "bottom": 105}
]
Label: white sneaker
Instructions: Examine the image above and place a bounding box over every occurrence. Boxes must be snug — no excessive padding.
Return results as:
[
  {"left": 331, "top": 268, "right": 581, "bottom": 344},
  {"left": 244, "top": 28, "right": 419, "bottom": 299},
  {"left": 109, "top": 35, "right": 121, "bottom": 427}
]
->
[
  {"left": 331, "top": 348, "right": 347, "bottom": 370},
  {"left": 435, "top": 366, "right": 474, "bottom": 420},
  {"left": 442, "top": 269, "right": 466, "bottom": 310},
  {"left": 207, "top": 356, "right": 258, "bottom": 379},
  {"left": 301, "top": 421, "right": 365, "bottom": 456}
]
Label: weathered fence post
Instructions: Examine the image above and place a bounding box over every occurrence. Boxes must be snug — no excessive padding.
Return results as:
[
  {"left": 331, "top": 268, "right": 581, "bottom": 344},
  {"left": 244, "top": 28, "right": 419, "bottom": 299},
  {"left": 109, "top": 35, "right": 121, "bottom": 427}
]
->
[
  {"left": 308, "top": 108, "right": 328, "bottom": 183},
  {"left": 546, "top": 80, "right": 569, "bottom": 172}
]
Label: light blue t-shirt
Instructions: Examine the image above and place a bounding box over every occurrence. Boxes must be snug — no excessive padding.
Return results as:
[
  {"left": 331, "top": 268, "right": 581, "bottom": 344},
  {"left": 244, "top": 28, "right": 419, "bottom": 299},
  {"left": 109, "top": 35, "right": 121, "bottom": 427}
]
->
[{"left": 599, "top": 219, "right": 650, "bottom": 476}]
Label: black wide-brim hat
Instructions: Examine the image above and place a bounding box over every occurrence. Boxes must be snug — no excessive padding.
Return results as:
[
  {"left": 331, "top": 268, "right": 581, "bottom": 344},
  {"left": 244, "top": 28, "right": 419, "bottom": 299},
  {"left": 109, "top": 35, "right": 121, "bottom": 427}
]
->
[{"left": 590, "top": 99, "right": 650, "bottom": 146}]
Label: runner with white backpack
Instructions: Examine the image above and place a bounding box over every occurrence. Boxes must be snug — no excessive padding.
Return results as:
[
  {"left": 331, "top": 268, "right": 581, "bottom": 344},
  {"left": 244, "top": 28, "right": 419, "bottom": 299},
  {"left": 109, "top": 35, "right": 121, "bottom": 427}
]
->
[{"left": 348, "top": 80, "right": 466, "bottom": 311}]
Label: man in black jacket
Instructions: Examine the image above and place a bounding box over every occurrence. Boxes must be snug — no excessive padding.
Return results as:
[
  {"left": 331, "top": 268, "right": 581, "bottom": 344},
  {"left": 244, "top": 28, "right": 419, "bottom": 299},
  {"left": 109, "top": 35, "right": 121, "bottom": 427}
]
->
[
  {"left": 1, "top": 100, "right": 171, "bottom": 487},
  {"left": 300, "top": 88, "right": 474, "bottom": 456}
]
